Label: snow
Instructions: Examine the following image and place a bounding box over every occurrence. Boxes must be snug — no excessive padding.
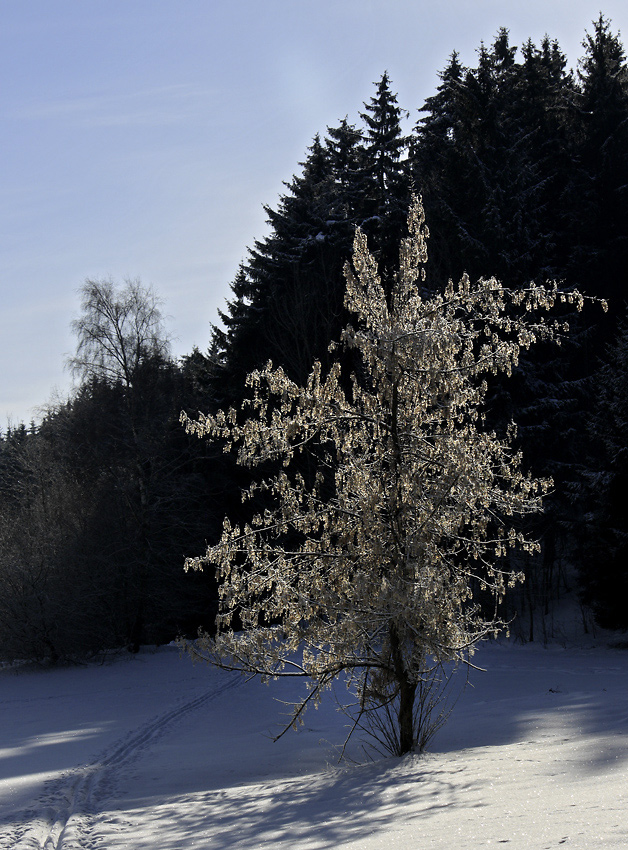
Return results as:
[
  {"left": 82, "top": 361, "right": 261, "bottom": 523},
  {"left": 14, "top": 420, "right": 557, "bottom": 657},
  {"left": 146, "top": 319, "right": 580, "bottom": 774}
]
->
[{"left": 1, "top": 637, "right": 628, "bottom": 849}]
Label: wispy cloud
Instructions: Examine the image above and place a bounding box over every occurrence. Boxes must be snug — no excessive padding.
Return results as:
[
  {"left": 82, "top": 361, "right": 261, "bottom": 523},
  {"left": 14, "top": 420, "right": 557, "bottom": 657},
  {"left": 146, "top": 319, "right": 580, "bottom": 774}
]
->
[{"left": 15, "top": 83, "right": 213, "bottom": 128}]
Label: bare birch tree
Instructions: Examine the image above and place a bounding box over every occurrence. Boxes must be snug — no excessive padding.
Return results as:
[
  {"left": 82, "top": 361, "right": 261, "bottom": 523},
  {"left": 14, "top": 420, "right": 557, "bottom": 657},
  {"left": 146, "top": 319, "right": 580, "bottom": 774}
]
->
[
  {"left": 182, "top": 197, "right": 590, "bottom": 755},
  {"left": 68, "top": 277, "right": 169, "bottom": 389}
]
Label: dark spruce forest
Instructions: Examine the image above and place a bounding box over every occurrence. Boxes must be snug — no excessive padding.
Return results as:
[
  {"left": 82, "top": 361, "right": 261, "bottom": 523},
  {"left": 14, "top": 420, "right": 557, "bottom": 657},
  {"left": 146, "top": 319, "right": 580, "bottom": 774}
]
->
[{"left": 2, "top": 16, "right": 627, "bottom": 661}]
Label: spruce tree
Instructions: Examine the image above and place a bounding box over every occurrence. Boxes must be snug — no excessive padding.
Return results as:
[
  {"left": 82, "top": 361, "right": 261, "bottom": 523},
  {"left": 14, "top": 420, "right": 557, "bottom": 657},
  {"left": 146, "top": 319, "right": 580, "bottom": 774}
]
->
[
  {"left": 513, "top": 37, "right": 576, "bottom": 282},
  {"left": 325, "top": 117, "right": 367, "bottom": 225},
  {"left": 359, "top": 72, "right": 410, "bottom": 289},
  {"left": 411, "top": 51, "right": 468, "bottom": 284},
  {"left": 567, "top": 15, "right": 628, "bottom": 308}
]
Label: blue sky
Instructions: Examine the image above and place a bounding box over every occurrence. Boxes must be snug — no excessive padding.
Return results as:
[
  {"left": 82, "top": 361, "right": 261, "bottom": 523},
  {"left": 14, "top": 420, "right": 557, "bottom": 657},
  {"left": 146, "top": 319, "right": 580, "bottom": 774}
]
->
[{"left": 2, "top": 1, "right": 627, "bottom": 426}]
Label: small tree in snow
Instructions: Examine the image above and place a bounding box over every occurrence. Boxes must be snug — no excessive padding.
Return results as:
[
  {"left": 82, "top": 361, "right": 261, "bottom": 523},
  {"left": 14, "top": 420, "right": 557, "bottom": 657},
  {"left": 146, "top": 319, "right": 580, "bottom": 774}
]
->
[{"left": 182, "top": 197, "right": 586, "bottom": 756}]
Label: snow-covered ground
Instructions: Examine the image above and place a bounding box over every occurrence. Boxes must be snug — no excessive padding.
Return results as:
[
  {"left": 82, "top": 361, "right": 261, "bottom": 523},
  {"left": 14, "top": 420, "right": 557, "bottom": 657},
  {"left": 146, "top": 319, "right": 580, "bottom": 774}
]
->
[{"left": 1, "top": 630, "right": 628, "bottom": 849}]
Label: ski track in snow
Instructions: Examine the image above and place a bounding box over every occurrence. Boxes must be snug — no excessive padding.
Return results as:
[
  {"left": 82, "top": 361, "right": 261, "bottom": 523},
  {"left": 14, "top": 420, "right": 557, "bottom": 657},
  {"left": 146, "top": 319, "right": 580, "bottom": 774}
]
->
[{"left": 3, "top": 673, "right": 242, "bottom": 850}]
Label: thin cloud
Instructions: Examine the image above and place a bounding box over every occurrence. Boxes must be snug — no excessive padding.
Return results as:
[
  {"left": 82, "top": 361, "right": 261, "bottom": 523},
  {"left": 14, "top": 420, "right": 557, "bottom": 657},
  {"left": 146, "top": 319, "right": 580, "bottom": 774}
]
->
[{"left": 14, "top": 83, "right": 213, "bottom": 128}]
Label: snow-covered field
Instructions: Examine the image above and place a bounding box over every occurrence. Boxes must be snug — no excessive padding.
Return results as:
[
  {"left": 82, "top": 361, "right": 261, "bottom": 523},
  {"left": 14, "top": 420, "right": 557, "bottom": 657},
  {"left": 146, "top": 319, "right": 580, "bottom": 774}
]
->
[{"left": 1, "top": 631, "right": 627, "bottom": 849}]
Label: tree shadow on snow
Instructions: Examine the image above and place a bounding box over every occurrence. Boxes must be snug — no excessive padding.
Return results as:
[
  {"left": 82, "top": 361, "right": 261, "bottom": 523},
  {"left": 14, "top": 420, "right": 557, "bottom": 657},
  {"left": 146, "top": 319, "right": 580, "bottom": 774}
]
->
[{"left": 104, "top": 756, "right": 485, "bottom": 850}]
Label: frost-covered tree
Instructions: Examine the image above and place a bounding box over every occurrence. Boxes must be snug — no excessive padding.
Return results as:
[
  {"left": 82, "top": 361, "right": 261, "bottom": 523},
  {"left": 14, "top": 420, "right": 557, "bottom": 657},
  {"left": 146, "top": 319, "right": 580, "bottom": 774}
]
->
[{"left": 182, "top": 198, "right": 586, "bottom": 756}]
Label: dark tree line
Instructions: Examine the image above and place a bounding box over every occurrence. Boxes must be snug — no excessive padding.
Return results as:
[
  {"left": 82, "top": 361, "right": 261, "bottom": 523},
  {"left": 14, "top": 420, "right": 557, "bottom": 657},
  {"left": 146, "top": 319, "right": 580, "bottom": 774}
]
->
[
  {"left": 0, "top": 281, "right": 221, "bottom": 661},
  {"left": 2, "top": 15, "right": 627, "bottom": 662}
]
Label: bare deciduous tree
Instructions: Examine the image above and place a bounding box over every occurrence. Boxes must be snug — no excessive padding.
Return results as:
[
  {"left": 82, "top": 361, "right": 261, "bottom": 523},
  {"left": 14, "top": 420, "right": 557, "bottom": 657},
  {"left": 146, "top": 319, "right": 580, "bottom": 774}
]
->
[
  {"left": 68, "top": 277, "right": 169, "bottom": 388},
  {"left": 182, "top": 198, "right": 591, "bottom": 756}
]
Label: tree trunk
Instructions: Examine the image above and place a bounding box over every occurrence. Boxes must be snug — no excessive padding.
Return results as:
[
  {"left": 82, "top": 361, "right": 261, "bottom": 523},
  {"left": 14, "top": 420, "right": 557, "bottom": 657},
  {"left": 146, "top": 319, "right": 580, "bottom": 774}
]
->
[
  {"left": 398, "top": 676, "right": 417, "bottom": 755},
  {"left": 390, "top": 622, "right": 417, "bottom": 755}
]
